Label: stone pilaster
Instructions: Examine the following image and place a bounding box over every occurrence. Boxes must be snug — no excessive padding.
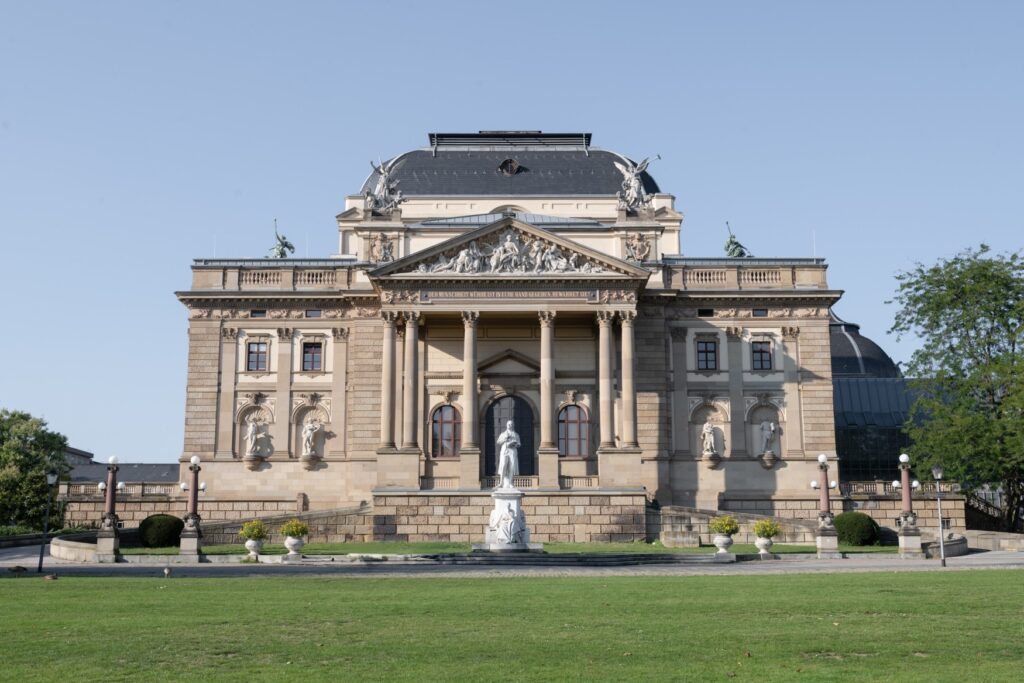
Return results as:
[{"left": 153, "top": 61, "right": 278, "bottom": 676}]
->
[
  {"left": 214, "top": 327, "right": 238, "bottom": 458},
  {"left": 328, "top": 327, "right": 349, "bottom": 457},
  {"left": 619, "top": 310, "right": 638, "bottom": 448},
  {"left": 272, "top": 327, "right": 293, "bottom": 457},
  {"left": 725, "top": 326, "right": 746, "bottom": 458},
  {"left": 460, "top": 311, "right": 481, "bottom": 489},
  {"left": 401, "top": 312, "right": 421, "bottom": 450},
  {"left": 781, "top": 326, "right": 803, "bottom": 459},
  {"left": 378, "top": 312, "right": 397, "bottom": 450},
  {"left": 669, "top": 326, "right": 688, "bottom": 455}
]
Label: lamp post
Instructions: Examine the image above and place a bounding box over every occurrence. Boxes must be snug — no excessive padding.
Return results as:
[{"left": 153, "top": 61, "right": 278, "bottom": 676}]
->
[
  {"left": 96, "top": 456, "right": 122, "bottom": 562},
  {"left": 891, "top": 453, "right": 923, "bottom": 558},
  {"left": 36, "top": 470, "right": 58, "bottom": 573},
  {"left": 179, "top": 456, "right": 203, "bottom": 556},
  {"left": 811, "top": 453, "right": 839, "bottom": 558},
  {"left": 932, "top": 464, "right": 947, "bottom": 567}
]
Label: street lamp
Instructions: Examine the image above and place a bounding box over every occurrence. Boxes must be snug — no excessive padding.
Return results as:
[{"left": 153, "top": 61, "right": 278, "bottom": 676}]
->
[
  {"left": 36, "top": 470, "right": 58, "bottom": 573},
  {"left": 932, "top": 464, "right": 947, "bottom": 567},
  {"left": 811, "top": 454, "right": 839, "bottom": 558},
  {"left": 96, "top": 456, "right": 121, "bottom": 561},
  {"left": 180, "top": 455, "right": 203, "bottom": 556},
  {"left": 891, "top": 453, "right": 924, "bottom": 557}
]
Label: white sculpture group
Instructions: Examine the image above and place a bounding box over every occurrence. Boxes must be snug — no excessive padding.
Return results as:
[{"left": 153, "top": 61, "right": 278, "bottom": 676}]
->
[
  {"left": 482, "top": 420, "right": 535, "bottom": 549},
  {"left": 416, "top": 229, "right": 605, "bottom": 276}
]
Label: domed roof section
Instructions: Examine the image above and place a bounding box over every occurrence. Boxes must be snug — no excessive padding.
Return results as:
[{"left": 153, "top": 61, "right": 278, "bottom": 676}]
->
[
  {"left": 360, "top": 132, "right": 661, "bottom": 197},
  {"left": 830, "top": 310, "right": 902, "bottom": 378}
]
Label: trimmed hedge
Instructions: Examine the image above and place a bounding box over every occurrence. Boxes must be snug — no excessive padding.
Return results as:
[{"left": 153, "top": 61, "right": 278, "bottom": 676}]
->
[
  {"left": 138, "top": 514, "right": 184, "bottom": 548},
  {"left": 834, "top": 511, "right": 880, "bottom": 546}
]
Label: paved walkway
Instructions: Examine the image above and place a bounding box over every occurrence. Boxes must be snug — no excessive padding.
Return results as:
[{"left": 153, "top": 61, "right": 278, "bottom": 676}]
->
[{"left": 3, "top": 544, "right": 1024, "bottom": 579}]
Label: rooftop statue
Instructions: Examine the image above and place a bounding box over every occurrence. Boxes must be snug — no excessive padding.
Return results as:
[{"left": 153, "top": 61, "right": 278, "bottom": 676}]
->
[
  {"left": 613, "top": 157, "right": 653, "bottom": 211},
  {"left": 366, "top": 158, "right": 406, "bottom": 214},
  {"left": 267, "top": 222, "right": 295, "bottom": 259},
  {"left": 724, "top": 221, "right": 753, "bottom": 258}
]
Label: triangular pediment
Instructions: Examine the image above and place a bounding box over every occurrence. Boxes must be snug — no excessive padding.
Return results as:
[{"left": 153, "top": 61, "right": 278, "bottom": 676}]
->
[
  {"left": 368, "top": 217, "right": 649, "bottom": 281},
  {"left": 478, "top": 349, "right": 540, "bottom": 375}
]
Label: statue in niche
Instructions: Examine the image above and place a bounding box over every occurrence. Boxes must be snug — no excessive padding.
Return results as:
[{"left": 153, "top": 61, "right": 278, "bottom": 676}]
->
[
  {"left": 244, "top": 414, "right": 265, "bottom": 456},
  {"left": 759, "top": 420, "right": 777, "bottom": 455},
  {"left": 700, "top": 421, "right": 718, "bottom": 456},
  {"left": 370, "top": 234, "right": 394, "bottom": 263},
  {"left": 302, "top": 418, "right": 323, "bottom": 457},
  {"left": 625, "top": 233, "right": 651, "bottom": 262},
  {"left": 496, "top": 420, "right": 521, "bottom": 490}
]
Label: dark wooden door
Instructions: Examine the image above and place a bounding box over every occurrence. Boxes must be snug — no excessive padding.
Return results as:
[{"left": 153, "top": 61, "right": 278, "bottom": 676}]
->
[{"left": 484, "top": 396, "right": 535, "bottom": 476}]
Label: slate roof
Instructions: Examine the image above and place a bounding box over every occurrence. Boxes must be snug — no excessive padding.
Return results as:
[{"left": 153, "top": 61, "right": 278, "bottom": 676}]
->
[
  {"left": 830, "top": 310, "right": 901, "bottom": 379},
  {"left": 362, "top": 132, "right": 660, "bottom": 197},
  {"left": 833, "top": 377, "right": 916, "bottom": 429},
  {"left": 69, "top": 463, "right": 180, "bottom": 483}
]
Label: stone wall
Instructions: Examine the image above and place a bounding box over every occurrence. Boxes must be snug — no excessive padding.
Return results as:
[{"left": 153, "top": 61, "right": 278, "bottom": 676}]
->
[
  {"left": 346, "top": 320, "right": 384, "bottom": 456},
  {"left": 183, "top": 321, "right": 221, "bottom": 460},
  {"left": 371, "top": 491, "right": 648, "bottom": 543},
  {"left": 64, "top": 497, "right": 303, "bottom": 528}
]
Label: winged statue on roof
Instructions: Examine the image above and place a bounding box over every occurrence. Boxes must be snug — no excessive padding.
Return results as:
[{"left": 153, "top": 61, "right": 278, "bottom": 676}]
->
[
  {"left": 724, "top": 222, "right": 754, "bottom": 258},
  {"left": 613, "top": 157, "right": 653, "bottom": 211},
  {"left": 366, "top": 157, "right": 406, "bottom": 214},
  {"left": 267, "top": 221, "right": 295, "bottom": 259}
]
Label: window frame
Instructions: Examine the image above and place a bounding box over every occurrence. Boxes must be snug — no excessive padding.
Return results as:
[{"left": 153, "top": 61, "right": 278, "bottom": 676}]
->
[
  {"left": 557, "top": 404, "right": 590, "bottom": 458},
  {"left": 751, "top": 340, "right": 773, "bottom": 371},
  {"left": 696, "top": 338, "right": 719, "bottom": 371},
  {"left": 430, "top": 405, "right": 462, "bottom": 458},
  {"left": 245, "top": 338, "right": 270, "bottom": 373},
  {"left": 301, "top": 340, "right": 324, "bottom": 372}
]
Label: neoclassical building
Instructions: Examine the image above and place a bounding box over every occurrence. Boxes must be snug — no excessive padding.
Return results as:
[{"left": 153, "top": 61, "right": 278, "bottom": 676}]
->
[{"left": 175, "top": 131, "right": 845, "bottom": 541}]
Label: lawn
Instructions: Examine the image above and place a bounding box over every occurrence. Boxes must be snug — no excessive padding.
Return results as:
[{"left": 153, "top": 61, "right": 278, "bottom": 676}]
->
[
  {"left": 1, "top": 571, "right": 1020, "bottom": 682},
  {"left": 120, "top": 540, "right": 897, "bottom": 556}
]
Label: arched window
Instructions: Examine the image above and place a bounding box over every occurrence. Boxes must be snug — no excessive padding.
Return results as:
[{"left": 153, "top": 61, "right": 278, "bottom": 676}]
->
[
  {"left": 431, "top": 405, "right": 461, "bottom": 457},
  {"left": 557, "top": 405, "right": 589, "bottom": 457}
]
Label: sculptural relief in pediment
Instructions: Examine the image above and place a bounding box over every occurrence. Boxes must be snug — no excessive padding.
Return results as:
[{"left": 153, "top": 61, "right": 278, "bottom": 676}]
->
[{"left": 410, "top": 228, "right": 608, "bottom": 276}]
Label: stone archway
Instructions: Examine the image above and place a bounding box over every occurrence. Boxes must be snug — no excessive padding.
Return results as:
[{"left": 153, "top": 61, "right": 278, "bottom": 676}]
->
[{"left": 484, "top": 395, "right": 536, "bottom": 477}]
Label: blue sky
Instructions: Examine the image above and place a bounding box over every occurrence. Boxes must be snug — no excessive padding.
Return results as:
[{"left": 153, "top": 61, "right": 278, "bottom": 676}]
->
[{"left": 1, "top": 1, "right": 1021, "bottom": 462}]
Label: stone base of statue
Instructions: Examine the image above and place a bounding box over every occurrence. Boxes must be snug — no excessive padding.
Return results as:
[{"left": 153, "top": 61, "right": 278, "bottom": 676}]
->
[
  {"left": 96, "top": 528, "right": 120, "bottom": 563},
  {"left": 179, "top": 530, "right": 202, "bottom": 556},
  {"left": 816, "top": 513, "right": 841, "bottom": 559},
  {"left": 472, "top": 487, "right": 543, "bottom": 553}
]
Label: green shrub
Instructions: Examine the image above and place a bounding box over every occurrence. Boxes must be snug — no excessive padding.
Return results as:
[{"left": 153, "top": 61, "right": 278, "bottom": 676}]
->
[
  {"left": 280, "top": 518, "right": 309, "bottom": 538},
  {"left": 239, "top": 519, "right": 269, "bottom": 541},
  {"left": 753, "top": 519, "right": 781, "bottom": 539},
  {"left": 0, "top": 524, "right": 38, "bottom": 536},
  {"left": 138, "top": 514, "right": 185, "bottom": 548},
  {"left": 709, "top": 515, "right": 740, "bottom": 536},
  {"left": 833, "top": 511, "right": 880, "bottom": 546}
]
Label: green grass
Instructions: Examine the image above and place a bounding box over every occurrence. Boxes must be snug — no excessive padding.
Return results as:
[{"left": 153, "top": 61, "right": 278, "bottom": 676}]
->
[
  {"left": 119, "top": 540, "right": 898, "bottom": 556},
  {"left": 1, "top": 571, "right": 1021, "bottom": 682}
]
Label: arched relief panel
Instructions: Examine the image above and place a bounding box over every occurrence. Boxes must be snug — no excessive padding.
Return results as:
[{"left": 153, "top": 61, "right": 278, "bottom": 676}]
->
[{"left": 237, "top": 405, "right": 274, "bottom": 459}]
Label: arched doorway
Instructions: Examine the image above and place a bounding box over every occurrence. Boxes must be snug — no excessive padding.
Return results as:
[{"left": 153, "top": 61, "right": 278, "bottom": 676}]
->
[{"left": 484, "top": 395, "right": 536, "bottom": 477}]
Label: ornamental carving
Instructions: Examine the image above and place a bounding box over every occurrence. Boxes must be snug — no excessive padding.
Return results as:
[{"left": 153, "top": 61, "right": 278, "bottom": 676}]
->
[
  {"left": 365, "top": 159, "right": 406, "bottom": 216},
  {"left": 369, "top": 233, "right": 395, "bottom": 263},
  {"left": 381, "top": 289, "right": 421, "bottom": 304},
  {"left": 411, "top": 228, "right": 607, "bottom": 276},
  {"left": 331, "top": 327, "right": 349, "bottom": 340},
  {"left": 291, "top": 393, "right": 331, "bottom": 422},
  {"left": 624, "top": 233, "right": 651, "bottom": 262},
  {"left": 222, "top": 327, "right": 238, "bottom": 340},
  {"left": 599, "top": 289, "right": 638, "bottom": 304},
  {"left": 277, "top": 327, "right": 293, "bottom": 341}
]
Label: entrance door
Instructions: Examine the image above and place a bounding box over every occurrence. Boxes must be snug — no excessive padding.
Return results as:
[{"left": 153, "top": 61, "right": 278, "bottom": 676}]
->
[{"left": 484, "top": 395, "right": 535, "bottom": 477}]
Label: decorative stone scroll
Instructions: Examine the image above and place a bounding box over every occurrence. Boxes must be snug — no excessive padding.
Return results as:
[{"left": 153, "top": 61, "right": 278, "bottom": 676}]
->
[{"left": 411, "top": 228, "right": 607, "bottom": 276}]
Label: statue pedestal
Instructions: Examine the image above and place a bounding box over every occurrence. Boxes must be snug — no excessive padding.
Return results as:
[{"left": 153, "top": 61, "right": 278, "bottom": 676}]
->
[
  {"left": 96, "top": 529, "right": 120, "bottom": 563},
  {"left": 179, "top": 529, "right": 202, "bottom": 557},
  {"left": 472, "top": 487, "right": 543, "bottom": 553},
  {"left": 898, "top": 526, "right": 924, "bottom": 558}
]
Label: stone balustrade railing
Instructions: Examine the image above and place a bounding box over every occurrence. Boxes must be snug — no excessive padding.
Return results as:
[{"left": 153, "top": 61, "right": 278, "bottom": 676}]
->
[
  {"left": 191, "top": 259, "right": 356, "bottom": 291},
  {"left": 664, "top": 258, "right": 829, "bottom": 291},
  {"left": 64, "top": 482, "right": 179, "bottom": 498},
  {"left": 839, "top": 480, "right": 961, "bottom": 497},
  {"left": 480, "top": 476, "right": 539, "bottom": 489}
]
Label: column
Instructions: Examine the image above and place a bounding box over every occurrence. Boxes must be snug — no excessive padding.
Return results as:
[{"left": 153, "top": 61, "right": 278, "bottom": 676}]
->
[
  {"left": 619, "top": 310, "right": 638, "bottom": 448},
  {"left": 328, "top": 327, "right": 349, "bottom": 456},
  {"left": 460, "top": 311, "right": 480, "bottom": 488},
  {"left": 781, "top": 327, "right": 803, "bottom": 458},
  {"left": 597, "top": 311, "right": 615, "bottom": 449},
  {"left": 538, "top": 310, "right": 559, "bottom": 488},
  {"left": 401, "top": 312, "right": 420, "bottom": 449},
  {"left": 215, "top": 328, "right": 239, "bottom": 458},
  {"left": 378, "top": 312, "right": 397, "bottom": 449},
  {"left": 394, "top": 326, "right": 405, "bottom": 448}
]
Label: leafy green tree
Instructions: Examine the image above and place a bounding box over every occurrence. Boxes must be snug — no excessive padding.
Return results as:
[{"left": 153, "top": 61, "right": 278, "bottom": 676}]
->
[
  {"left": 0, "top": 409, "right": 70, "bottom": 529},
  {"left": 890, "top": 245, "right": 1024, "bottom": 531}
]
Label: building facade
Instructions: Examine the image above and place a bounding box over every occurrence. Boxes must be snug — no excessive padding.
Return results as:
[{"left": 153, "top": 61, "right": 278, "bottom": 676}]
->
[{"left": 172, "top": 132, "right": 847, "bottom": 541}]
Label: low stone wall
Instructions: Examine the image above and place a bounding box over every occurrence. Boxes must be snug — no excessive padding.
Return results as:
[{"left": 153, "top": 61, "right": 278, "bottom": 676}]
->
[
  {"left": 50, "top": 533, "right": 99, "bottom": 563},
  {"left": 201, "top": 504, "right": 373, "bottom": 545},
  {"left": 64, "top": 497, "right": 305, "bottom": 528},
  {"left": 719, "top": 496, "right": 966, "bottom": 535},
  {"left": 371, "top": 490, "right": 648, "bottom": 543},
  {"left": 657, "top": 506, "right": 819, "bottom": 547}
]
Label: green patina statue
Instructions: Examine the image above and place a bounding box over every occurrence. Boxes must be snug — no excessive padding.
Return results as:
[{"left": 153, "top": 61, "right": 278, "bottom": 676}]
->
[
  {"left": 267, "top": 221, "right": 295, "bottom": 259},
  {"left": 724, "top": 222, "right": 753, "bottom": 258}
]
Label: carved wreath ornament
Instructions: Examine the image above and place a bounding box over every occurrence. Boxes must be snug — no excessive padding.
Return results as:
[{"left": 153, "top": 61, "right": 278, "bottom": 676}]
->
[{"left": 412, "top": 228, "right": 607, "bottom": 276}]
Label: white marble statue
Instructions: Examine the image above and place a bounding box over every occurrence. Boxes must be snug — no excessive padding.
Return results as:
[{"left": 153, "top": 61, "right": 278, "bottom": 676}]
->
[
  {"left": 700, "top": 421, "right": 717, "bottom": 456},
  {"left": 496, "top": 420, "right": 521, "bottom": 490},
  {"left": 244, "top": 414, "right": 263, "bottom": 456},
  {"left": 613, "top": 157, "right": 651, "bottom": 210},
  {"left": 759, "top": 420, "right": 777, "bottom": 454},
  {"left": 302, "top": 419, "right": 322, "bottom": 457}
]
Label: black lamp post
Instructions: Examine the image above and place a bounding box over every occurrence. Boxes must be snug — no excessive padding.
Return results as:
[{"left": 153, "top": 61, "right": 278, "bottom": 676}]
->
[
  {"left": 36, "top": 470, "right": 58, "bottom": 573},
  {"left": 932, "top": 464, "right": 947, "bottom": 567}
]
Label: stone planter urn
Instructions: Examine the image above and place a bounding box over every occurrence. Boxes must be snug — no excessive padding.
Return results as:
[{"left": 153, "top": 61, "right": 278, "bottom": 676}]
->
[
  {"left": 712, "top": 534, "right": 734, "bottom": 554},
  {"left": 754, "top": 536, "right": 774, "bottom": 556},
  {"left": 244, "top": 539, "right": 264, "bottom": 558},
  {"left": 284, "top": 536, "right": 305, "bottom": 556}
]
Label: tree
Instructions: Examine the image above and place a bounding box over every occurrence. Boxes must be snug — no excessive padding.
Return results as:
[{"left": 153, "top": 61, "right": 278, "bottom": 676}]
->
[
  {"left": 889, "top": 245, "right": 1024, "bottom": 531},
  {"left": 0, "top": 409, "right": 70, "bottom": 529}
]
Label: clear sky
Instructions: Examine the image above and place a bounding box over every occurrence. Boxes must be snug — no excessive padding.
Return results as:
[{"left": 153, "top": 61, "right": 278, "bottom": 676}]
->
[{"left": 1, "top": 1, "right": 1021, "bottom": 463}]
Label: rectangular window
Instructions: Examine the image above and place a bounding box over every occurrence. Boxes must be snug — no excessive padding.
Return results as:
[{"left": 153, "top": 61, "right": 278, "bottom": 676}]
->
[
  {"left": 246, "top": 341, "right": 268, "bottom": 372},
  {"left": 752, "top": 308, "right": 768, "bottom": 318},
  {"left": 305, "top": 310, "right": 322, "bottom": 318},
  {"left": 696, "top": 340, "right": 718, "bottom": 371},
  {"left": 302, "top": 342, "right": 323, "bottom": 372},
  {"left": 752, "top": 341, "right": 773, "bottom": 370},
  {"left": 250, "top": 310, "right": 267, "bottom": 319},
  {"left": 697, "top": 308, "right": 714, "bottom": 318}
]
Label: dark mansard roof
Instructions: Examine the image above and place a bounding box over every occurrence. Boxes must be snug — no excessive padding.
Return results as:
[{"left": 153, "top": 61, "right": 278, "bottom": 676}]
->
[{"left": 360, "top": 132, "right": 661, "bottom": 197}]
